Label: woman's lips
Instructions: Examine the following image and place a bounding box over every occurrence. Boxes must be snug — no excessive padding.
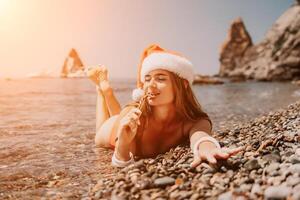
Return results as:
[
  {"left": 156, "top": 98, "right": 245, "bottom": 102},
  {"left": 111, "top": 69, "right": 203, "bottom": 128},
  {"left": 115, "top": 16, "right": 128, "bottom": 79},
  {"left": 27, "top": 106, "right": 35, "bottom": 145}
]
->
[{"left": 147, "top": 92, "right": 160, "bottom": 99}]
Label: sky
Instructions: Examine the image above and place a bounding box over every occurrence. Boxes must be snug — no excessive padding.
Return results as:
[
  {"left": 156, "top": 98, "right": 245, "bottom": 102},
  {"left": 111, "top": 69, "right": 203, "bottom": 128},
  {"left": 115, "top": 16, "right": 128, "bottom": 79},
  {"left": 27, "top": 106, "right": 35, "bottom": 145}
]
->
[{"left": 0, "top": 0, "right": 295, "bottom": 79}]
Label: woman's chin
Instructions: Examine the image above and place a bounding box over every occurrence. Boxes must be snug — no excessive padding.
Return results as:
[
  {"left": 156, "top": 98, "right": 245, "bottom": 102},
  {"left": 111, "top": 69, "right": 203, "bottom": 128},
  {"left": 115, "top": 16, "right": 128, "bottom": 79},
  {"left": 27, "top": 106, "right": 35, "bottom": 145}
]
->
[
  {"left": 147, "top": 98, "right": 159, "bottom": 106},
  {"left": 147, "top": 100, "right": 156, "bottom": 106}
]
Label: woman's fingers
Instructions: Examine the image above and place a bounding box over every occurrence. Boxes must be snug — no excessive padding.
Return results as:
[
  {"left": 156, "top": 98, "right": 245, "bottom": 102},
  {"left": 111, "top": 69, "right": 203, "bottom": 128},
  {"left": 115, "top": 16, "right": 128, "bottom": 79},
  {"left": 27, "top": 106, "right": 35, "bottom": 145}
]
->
[
  {"left": 123, "top": 112, "right": 141, "bottom": 132},
  {"left": 214, "top": 150, "right": 230, "bottom": 159},
  {"left": 130, "top": 108, "right": 142, "bottom": 116},
  {"left": 224, "top": 146, "right": 244, "bottom": 156},
  {"left": 122, "top": 108, "right": 141, "bottom": 125},
  {"left": 205, "top": 153, "right": 217, "bottom": 164},
  {"left": 191, "top": 151, "right": 217, "bottom": 168},
  {"left": 124, "top": 109, "right": 141, "bottom": 122},
  {"left": 129, "top": 113, "right": 139, "bottom": 121},
  {"left": 190, "top": 157, "right": 202, "bottom": 168},
  {"left": 128, "top": 121, "right": 138, "bottom": 133},
  {"left": 191, "top": 146, "right": 244, "bottom": 168}
]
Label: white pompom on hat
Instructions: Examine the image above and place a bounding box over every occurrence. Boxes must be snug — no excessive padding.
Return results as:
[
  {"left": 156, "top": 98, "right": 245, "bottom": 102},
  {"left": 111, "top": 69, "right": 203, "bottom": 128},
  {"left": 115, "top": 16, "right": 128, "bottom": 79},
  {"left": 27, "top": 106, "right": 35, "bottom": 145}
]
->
[
  {"left": 131, "top": 88, "right": 145, "bottom": 102},
  {"left": 132, "top": 44, "right": 195, "bottom": 101}
]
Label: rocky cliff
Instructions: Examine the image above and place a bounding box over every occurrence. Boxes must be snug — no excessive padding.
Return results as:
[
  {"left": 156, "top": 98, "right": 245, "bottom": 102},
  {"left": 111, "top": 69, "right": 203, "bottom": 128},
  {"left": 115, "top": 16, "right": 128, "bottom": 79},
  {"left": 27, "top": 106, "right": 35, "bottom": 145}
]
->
[
  {"left": 219, "top": 1, "right": 300, "bottom": 81},
  {"left": 60, "top": 48, "right": 85, "bottom": 78},
  {"left": 219, "top": 18, "right": 253, "bottom": 77}
]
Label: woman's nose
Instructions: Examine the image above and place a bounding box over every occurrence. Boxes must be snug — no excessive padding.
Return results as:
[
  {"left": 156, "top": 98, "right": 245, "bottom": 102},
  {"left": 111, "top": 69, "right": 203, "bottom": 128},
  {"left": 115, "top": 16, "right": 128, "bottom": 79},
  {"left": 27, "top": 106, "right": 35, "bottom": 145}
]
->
[{"left": 148, "top": 78, "right": 157, "bottom": 88}]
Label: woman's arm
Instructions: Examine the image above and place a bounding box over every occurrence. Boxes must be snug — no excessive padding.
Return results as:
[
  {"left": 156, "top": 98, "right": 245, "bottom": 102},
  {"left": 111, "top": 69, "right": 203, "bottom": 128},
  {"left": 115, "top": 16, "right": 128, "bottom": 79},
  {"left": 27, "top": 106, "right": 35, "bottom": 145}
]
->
[
  {"left": 112, "top": 107, "right": 141, "bottom": 167},
  {"left": 189, "top": 119, "right": 213, "bottom": 154},
  {"left": 189, "top": 119, "right": 242, "bottom": 168}
]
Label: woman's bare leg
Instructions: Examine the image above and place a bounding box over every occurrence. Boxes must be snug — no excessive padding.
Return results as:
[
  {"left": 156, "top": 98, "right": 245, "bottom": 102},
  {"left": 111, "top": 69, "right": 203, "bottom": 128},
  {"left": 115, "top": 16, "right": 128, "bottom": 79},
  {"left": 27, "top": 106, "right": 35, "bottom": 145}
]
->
[
  {"left": 95, "top": 89, "right": 110, "bottom": 132},
  {"left": 87, "top": 66, "right": 121, "bottom": 147},
  {"left": 98, "top": 66, "right": 121, "bottom": 116}
]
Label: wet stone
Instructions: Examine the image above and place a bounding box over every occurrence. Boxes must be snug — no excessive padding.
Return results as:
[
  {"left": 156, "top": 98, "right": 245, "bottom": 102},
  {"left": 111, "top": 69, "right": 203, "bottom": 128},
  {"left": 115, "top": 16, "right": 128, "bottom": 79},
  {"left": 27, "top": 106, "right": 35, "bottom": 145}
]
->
[
  {"left": 264, "top": 185, "right": 292, "bottom": 200},
  {"left": 267, "top": 175, "right": 286, "bottom": 186},
  {"left": 289, "top": 155, "right": 300, "bottom": 164},
  {"left": 296, "top": 148, "right": 300, "bottom": 156},
  {"left": 266, "top": 162, "right": 280, "bottom": 174},
  {"left": 286, "top": 174, "right": 300, "bottom": 187},
  {"left": 244, "top": 159, "right": 261, "bottom": 171},
  {"left": 293, "top": 192, "right": 300, "bottom": 200},
  {"left": 153, "top": 176, "right": 175, "bottom": 188},
  {"left": 284, "top": 150, "right": 295, "bottom": 158},
  {"left": 217, "top": 191, "right": 232, "bottom": 200},
  {"left": 250, "top": 183, "right": 262, "bottom": 195},
  {"left": 133, "top": 160, "right": 145, "bottom": 168},
  {"left": 135, "top": 179, "right": 152, "bottom": 190},
  {"left": 288, "top": 164, "right": 300, "bottom": 174},
  {"left": 262, "top": 153, "right": 281, "bottom": 163},
  {"left": 190, "top": 193, "right": 201, "bottom": 200}
]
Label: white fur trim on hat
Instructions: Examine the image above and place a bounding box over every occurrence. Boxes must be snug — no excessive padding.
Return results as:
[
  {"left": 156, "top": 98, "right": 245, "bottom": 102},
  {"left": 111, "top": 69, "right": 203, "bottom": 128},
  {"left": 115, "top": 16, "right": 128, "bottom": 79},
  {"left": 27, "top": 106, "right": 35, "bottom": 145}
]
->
[{"left": 140, "top": 52, "right": 194, "bottom": 84}]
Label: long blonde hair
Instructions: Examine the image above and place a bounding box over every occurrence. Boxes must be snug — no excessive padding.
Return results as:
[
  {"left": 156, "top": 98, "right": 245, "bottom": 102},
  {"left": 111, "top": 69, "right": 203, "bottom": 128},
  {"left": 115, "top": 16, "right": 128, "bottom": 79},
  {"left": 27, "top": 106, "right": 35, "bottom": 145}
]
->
[{"left": 169, "top": 72, "right": 211, "bottom": 124}]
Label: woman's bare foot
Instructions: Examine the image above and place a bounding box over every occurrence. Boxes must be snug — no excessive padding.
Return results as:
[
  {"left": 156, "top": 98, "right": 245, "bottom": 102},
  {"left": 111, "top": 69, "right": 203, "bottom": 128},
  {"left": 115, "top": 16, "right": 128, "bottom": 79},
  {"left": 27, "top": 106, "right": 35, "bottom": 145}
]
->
[{"left": 87, "top": 65, "right": 111, "bottom": 93}]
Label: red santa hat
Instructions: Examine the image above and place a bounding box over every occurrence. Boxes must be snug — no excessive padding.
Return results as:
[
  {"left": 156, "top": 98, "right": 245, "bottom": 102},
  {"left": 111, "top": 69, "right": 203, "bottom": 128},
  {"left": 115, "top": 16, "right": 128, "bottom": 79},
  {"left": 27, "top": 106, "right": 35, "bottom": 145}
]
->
[{"left": 132, "top": 44, "right": 194, "bottom": 101}]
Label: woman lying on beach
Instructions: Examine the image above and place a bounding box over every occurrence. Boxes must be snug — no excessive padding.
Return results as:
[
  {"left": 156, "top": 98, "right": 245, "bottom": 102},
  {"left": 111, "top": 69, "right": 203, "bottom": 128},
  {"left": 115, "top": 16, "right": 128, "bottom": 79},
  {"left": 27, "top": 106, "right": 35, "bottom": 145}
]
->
[{"left": 88, "top": 44, "right": 242, "bottom": 168}]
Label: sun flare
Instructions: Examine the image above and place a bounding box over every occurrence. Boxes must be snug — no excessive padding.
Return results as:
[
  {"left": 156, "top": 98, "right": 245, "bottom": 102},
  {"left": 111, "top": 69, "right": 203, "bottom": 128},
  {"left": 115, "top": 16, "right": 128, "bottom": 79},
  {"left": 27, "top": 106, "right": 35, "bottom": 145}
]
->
[
  {"left": 0, "top": 0, "right": 12, "bottom": 16},
  {"left": 0, "top": 0, "right": 10, "bottom": 15},
  {"left": 0, "top": 0, "right": 9, "bottom": 8}
]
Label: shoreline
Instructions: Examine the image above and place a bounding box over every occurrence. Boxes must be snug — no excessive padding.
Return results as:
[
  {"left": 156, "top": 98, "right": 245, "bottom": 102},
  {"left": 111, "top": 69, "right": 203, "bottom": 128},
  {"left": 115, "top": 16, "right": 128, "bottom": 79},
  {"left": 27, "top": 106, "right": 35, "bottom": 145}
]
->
[{"left": 0, "top": 98, "right": 299, "bottom": 199}]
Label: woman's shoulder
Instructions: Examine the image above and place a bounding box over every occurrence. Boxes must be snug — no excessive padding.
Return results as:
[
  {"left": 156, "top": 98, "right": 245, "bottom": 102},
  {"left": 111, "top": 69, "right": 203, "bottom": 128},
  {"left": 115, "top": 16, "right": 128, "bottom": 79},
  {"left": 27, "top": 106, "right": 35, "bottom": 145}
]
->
[{"left": 184, "top": 118, "right": 212, "bottom": 137}]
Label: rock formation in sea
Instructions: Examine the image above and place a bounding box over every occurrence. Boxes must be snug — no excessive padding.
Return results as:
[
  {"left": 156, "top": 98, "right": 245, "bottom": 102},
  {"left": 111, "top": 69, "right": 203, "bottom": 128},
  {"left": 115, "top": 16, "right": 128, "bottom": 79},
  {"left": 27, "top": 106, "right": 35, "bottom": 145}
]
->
[
  {"left": 219, "top": 1, "right": 300, "bottom": 81},
  {"left": 60, "top": 48, "right": 85, "bottom": 78},
  {"left": 219, "top": 18, "right": 253, "bottom": 77}
]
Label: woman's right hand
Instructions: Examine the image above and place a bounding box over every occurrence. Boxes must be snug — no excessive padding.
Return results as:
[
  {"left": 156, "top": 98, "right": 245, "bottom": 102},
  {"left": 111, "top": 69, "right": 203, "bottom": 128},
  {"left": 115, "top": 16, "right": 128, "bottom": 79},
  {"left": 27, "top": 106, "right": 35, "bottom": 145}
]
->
[{"left": 117, "top": 108, "right": 142, "bottom": 146}]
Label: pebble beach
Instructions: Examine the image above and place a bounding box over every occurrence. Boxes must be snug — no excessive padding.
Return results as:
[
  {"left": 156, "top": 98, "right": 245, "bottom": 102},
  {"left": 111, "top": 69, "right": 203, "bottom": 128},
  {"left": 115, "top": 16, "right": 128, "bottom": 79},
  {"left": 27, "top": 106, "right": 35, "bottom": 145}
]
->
[{"left": 89, "top": 100, "right": 300, "bottom": 200}]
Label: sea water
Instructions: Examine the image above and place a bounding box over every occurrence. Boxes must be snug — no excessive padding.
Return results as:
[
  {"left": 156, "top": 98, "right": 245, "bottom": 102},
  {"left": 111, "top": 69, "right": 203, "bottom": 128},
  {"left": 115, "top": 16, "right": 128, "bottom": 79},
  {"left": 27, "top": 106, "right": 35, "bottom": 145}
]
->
[{"left": 0, "top": 78, "right": 299, "bottom": 196}]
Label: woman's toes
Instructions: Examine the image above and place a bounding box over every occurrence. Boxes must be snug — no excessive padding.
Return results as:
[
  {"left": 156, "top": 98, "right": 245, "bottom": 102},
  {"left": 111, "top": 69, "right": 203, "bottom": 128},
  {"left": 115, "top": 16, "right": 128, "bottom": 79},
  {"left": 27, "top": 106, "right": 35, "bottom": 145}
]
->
[
  {"left": 87, "top": 68, "right": 100, "bottom": 85},
  {"left": 99, "top": 65, "right": 107, "bottom": 72},
  {"left": 86, "top": 65, "right": 109, "bottom": 88},
  {"left": 98, "top": 66, "right": 108, "bottom": 81}
]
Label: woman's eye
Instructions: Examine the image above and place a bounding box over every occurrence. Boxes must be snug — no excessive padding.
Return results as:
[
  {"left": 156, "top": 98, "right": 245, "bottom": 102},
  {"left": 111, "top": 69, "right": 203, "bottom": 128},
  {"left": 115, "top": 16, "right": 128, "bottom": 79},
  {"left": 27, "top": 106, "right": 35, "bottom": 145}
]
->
[{"left": 157, "top": 76, "right": 166, "bottom": 81}]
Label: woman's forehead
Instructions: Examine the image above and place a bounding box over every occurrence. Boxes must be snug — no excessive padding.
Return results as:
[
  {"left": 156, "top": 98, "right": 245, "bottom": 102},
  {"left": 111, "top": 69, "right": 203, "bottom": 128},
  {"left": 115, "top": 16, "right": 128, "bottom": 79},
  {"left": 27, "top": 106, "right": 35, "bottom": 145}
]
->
[{"left": 146, "top": 69, "right": 170, "bottom": 76}]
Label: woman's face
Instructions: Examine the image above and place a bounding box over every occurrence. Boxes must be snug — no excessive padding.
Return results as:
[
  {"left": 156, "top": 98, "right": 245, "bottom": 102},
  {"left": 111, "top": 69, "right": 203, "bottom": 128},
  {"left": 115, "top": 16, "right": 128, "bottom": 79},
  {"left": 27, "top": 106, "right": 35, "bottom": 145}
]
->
[{"left": 143, "top": 69, "right": 174, "bottom": 106}]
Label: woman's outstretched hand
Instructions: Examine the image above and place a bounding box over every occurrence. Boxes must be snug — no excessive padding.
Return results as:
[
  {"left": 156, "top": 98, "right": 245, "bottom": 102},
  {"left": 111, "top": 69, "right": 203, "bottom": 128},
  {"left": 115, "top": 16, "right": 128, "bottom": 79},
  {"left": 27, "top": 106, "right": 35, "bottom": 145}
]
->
[
  {"left": 117, "top": 108, "right": 142, "bottom": 146},
  {"left": 190, "top": 142, "right": 244, "bottom": 168}
]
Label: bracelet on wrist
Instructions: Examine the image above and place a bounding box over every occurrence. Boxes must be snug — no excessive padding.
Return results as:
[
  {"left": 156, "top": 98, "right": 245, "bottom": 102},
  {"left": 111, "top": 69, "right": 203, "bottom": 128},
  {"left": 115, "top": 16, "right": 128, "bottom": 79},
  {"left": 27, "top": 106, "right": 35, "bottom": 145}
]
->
[
  {"left": 193, "top": 136, "right": 221, "bottom": 155},
  {"left": 111, "top": 151, "right": 134, "bottom": 168}
]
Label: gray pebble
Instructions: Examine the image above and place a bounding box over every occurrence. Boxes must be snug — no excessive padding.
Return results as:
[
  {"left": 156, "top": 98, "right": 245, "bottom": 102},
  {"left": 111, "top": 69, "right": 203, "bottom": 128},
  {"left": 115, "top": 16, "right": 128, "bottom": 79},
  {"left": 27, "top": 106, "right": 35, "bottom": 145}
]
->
[
  {"left": 264, "top": 185, "right": 292, "bottom": 200},
  {"left": 289, "top": 164, "right": 300, "bottom": 174},
  {"left": 286, "top": 175, "right": 300, "bottom": 187},
  {"left": 154, "top": 176, "right": 175, "bottom": 187},
  {"left": 251, "top": 183, "right": 262, "bottom": 195},
  {"left": 244, "top": 159, "right": 261, "bottom": 171},
  {"left": 292, "top": 191, "right": 300, "bottom": 200},
  {"left": 266, "top": 162, "right": 280, "bottom": 175},
  {"left": 218, "top": 191, "right": 232, "bottom": 200},
  {"left": 290, "top": 155, "right": 300, "bottom": 164},
  {"left": 263, "top": 153, "right": 281, "bottom": 163}
]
